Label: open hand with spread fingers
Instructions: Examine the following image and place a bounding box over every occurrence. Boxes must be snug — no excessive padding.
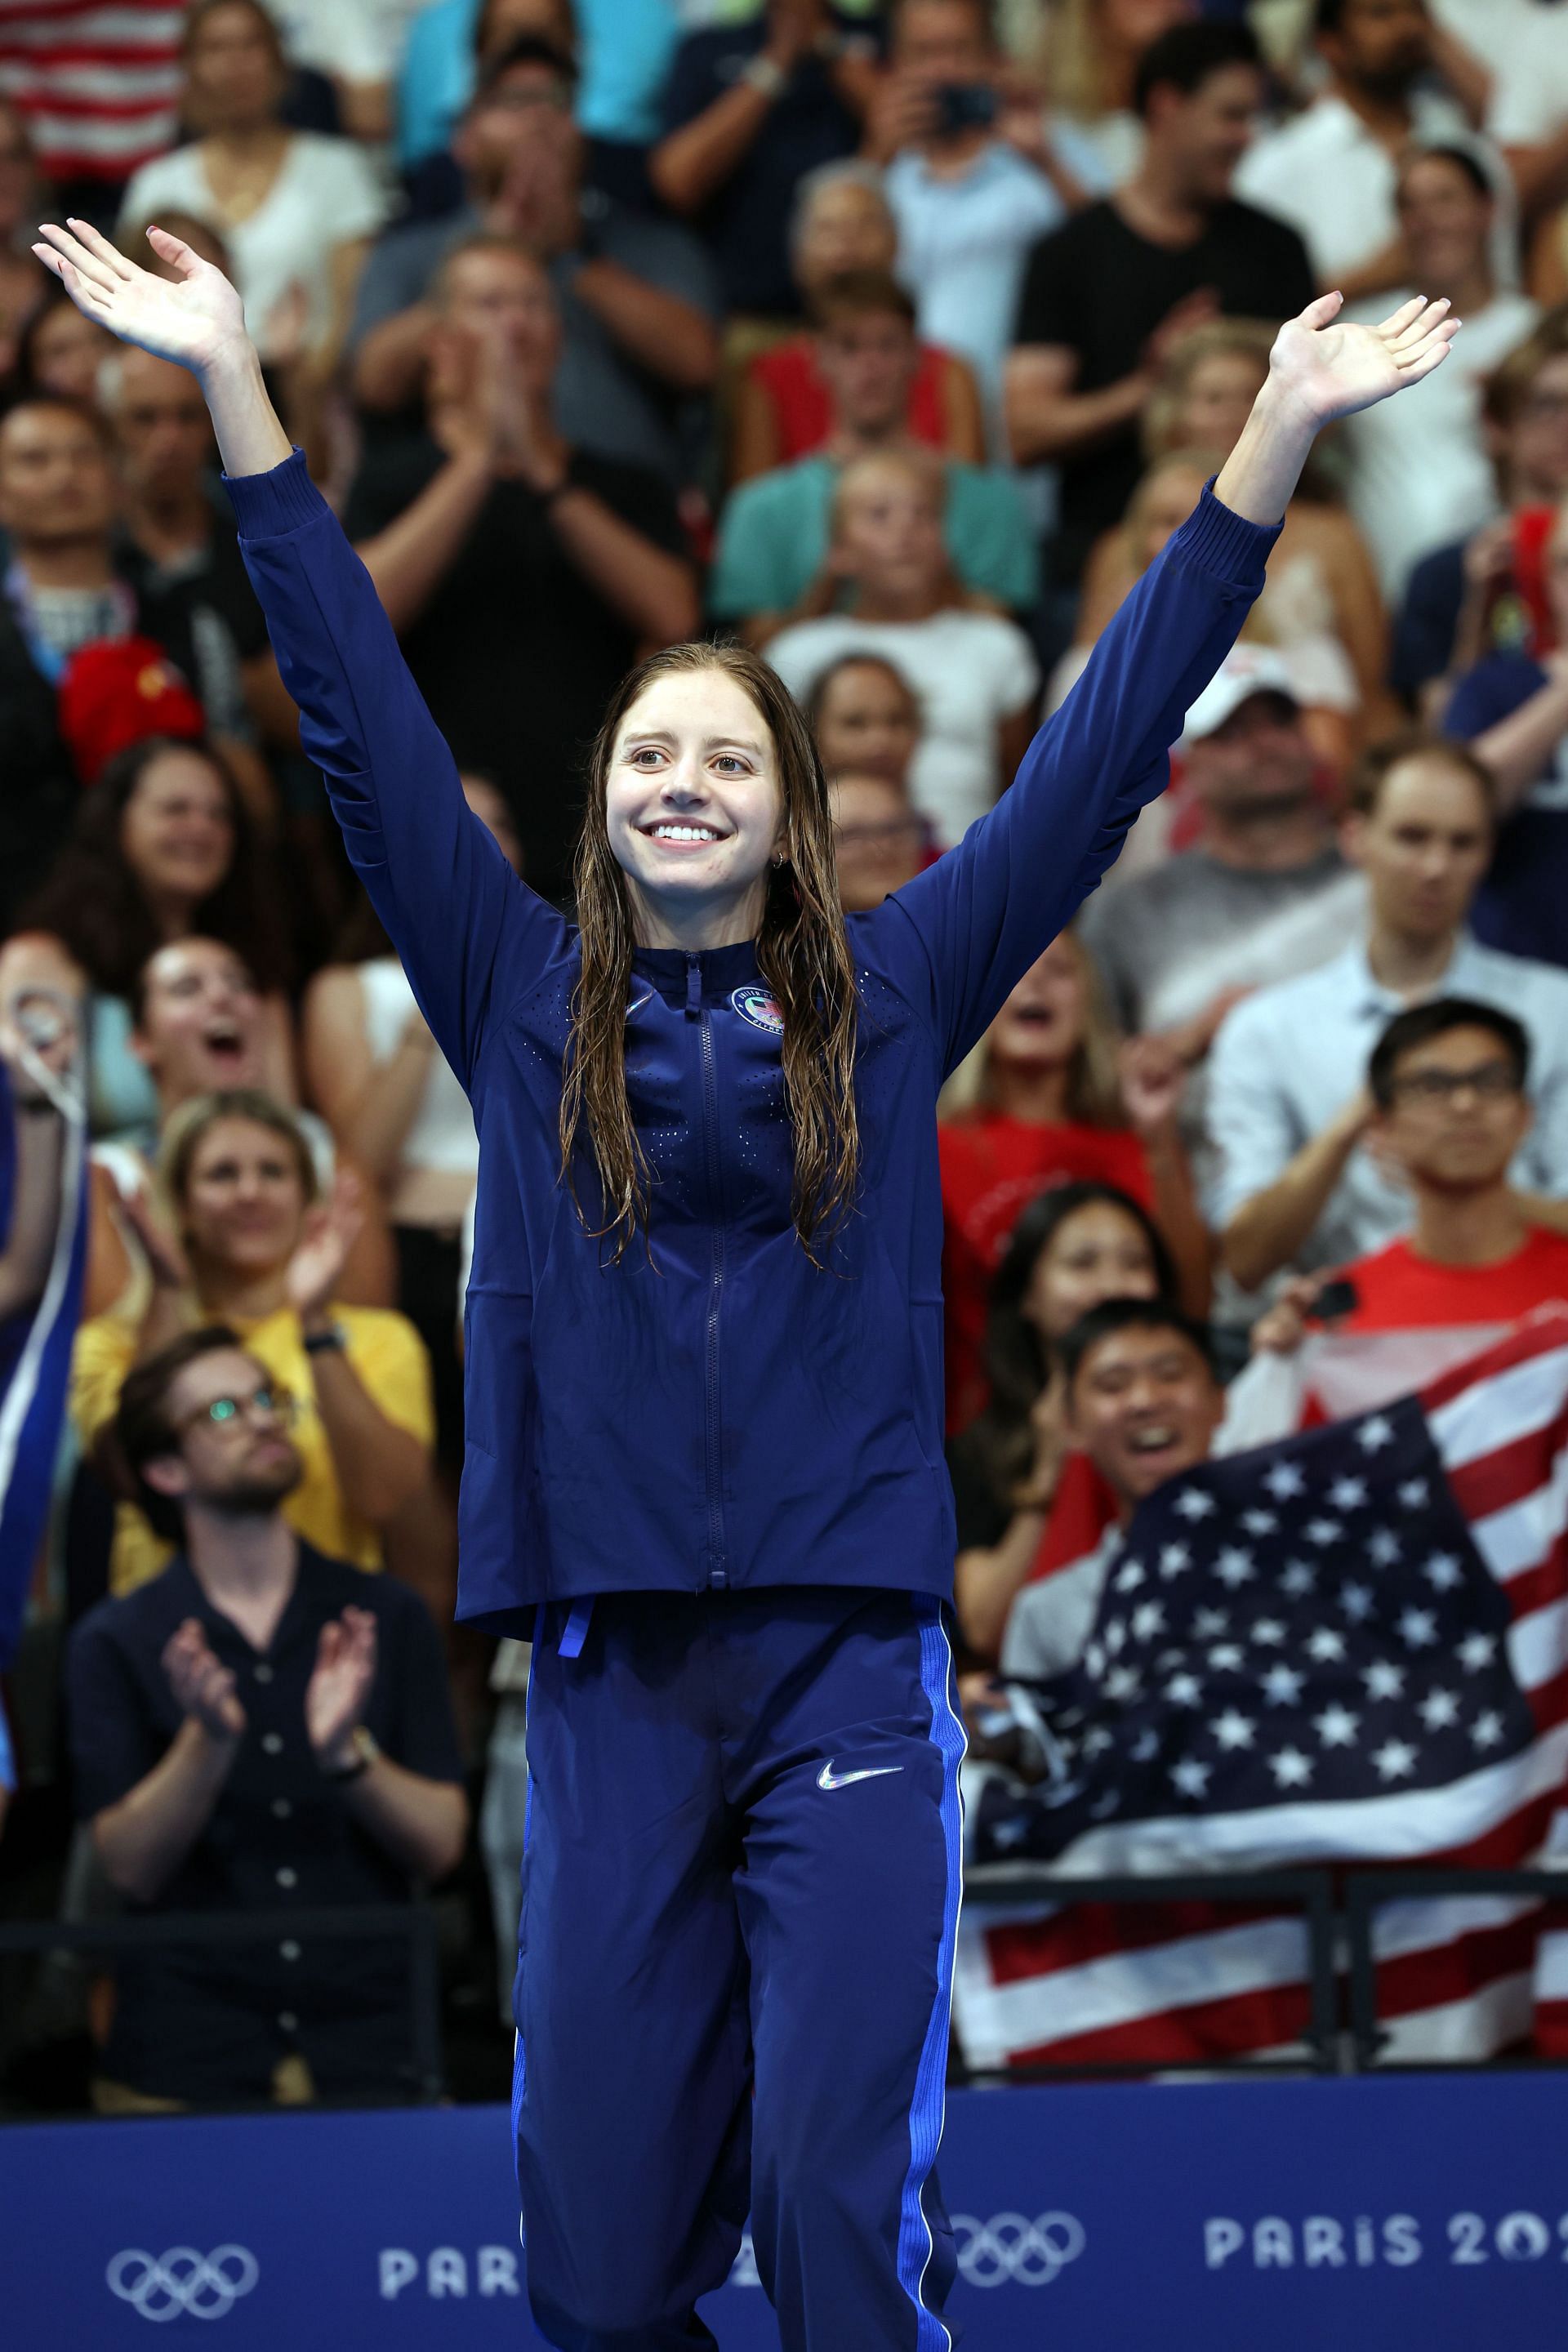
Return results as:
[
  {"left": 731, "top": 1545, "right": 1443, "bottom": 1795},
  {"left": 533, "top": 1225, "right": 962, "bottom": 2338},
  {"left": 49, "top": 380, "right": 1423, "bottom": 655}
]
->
[
  {"left": 1216, "top": 289, "right": 1461, "bottom": 526},
  {"left": 1267, "top": 288, "right": 1460, "bottom": 429},
  {"left": 33, "top": 216, "right": 247, "bottom": 377}
]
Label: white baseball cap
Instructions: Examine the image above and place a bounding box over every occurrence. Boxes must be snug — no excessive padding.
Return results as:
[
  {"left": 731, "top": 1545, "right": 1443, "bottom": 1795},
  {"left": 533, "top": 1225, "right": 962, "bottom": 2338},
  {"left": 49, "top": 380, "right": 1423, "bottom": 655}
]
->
[{"left": 1182, "top": 647, "right": 1302, "bottom": 746}]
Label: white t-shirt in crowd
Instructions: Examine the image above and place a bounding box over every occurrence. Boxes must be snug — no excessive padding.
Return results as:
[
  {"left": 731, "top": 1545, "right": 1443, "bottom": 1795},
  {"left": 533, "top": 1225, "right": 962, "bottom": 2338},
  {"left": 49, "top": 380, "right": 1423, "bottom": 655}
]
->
[
  {"left": 118, "top": 132, "right": 389, "bottom": 358},
  {"left": 1489, "top": 7, "right": 1568, "bottom": 145},
  {"left": 261, "top": 0, "right": 421, "bottom": 85},
  {"left": 356, "top": 956, "right": 479, "bottom": 1179},
  {"left": 1340, "top": 288, "right": 1540, "bottom": 597},
  {"left": 1233, "top": 94, "right": 1516, "bottom": 287},
  {"left": 766, "top": 608, "right": 1040, "bottom": 848}
]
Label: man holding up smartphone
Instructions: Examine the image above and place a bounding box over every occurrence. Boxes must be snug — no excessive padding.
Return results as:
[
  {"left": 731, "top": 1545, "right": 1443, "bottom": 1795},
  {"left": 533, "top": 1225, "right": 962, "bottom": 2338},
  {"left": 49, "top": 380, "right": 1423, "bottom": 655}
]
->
[{"left": 868, "top": 0, "right": 1094, "bottom": 416}]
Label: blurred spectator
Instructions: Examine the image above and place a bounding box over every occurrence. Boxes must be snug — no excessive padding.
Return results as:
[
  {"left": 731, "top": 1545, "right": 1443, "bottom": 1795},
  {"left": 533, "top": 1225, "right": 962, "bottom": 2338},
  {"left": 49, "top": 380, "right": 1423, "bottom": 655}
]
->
[
  {"left": 1210, "top": 737, "right": 1568, "bottom": 1291},
  {"left": 828, "top": 770, "right": 929, "bottom": 909},
  {"left": 1234, "top": 0, "right": 1501, "bottom": 304},
  {"left": 995, "top": 1295, "right": 1223, "bottom": 1678},
  {"left": 102, "top": 348, "right": 288, "bottom": 765},
  {"left": 20, "top": 737, "right": 293, "bottom": 1138},
  {"left": 1333, "top": 998, "right": 1568, "bottom": 1328},
  {"left": 947, "top": 1181, "right": 1178, "bottom": 1660},
  {"left": 302, "top": 778, "right": 523, "bottom": 1459},
  {"left": 764, "top": 447, "right": 1039, "bottom": 844},
  {"left": 1395, "top": 306, "right": 1568, "bottom": 712},
  {"left": 650, "top": 2, "right": 880, "bottom": 323},
  {"left": 710, "top": 271, "right": 1037, "bottom": 641},
  {"left": 1443, "top": 489, "right": 1568, "bottom": 965},
  {"left": 117, "top": 1, "right": 389, "bottom": 381},
  {"left": 0, "top": 100, "right": 48, "bottom": 386},
  {"left": 345, "top": 235, "right": 698, "bottom": 906},
  {"left": 805, "top": 647, "right": 921, "bottom": 785},
  {"left": 1078, "top": 649, "right": 1353, "bottom": 1052},
  {"left": 940, "top": 929, "right": 1208, "bottom": 1436},
  {"left": 866, "top": 0, "right": 1090, "bottom": 416},
  {"left": 0, "top": 2, "right": 185, "bottom": 220},
  {"left": 1006, "top": 20, "right": 1315, "bottom": 592},
  {"left": 729, "top": 163, "right": 986, "bottom": 479},
  {"left": 16, "top": 287, "right": 116, "bottom": 403},
  {"left": 352, "top": 35, "right": 719, "bottom": 487},
  {"left": 69, "top": 1325, "right": 465, "bottom": 2109},
  {"left": 0, "top": 398, "right": 266, "bottom": 930},
  {"left": 1055, "top": 450, "right": 1362, "bottom": 774},
  {"left": 1339, "top": 147, "right": 1539, "bottom": 598},
  {"left": 259, "top": 0, "right": 428, "bottom": 145},
  {"left": 71, "top": 1091, "right": 434, "bottom": 1596},
  {"left": 0, "top": 936, "right": 87, "bottom": 1788},
  {"left": 80, "top": 937, "right": 395, "bottom": 1324},
  {"left": 1078, "top": 323, "right": 1392, "bottom": 724},
  {"left": 1484, "top": 0, "right": 1568, "bottom": 234},
  {"left": 0, "top": 932, "right": 84, "bottom": 1323},
  {"left": 397, "top": 0, "right": 680, "bottom": 213},
  {"left": 1035, "top": 0, "right": 1197, "bottom": 190}
]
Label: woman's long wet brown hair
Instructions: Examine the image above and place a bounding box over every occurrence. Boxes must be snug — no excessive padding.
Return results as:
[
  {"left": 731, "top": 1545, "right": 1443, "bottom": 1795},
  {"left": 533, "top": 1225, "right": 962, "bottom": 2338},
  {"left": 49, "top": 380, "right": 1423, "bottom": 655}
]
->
[{"left": 560, "top": 641, "right": 861, "bottom": 1267}]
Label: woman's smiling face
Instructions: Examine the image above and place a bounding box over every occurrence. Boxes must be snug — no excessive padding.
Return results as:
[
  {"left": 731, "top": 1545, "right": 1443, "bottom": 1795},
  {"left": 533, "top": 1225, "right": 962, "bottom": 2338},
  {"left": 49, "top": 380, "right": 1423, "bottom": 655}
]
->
[{"left": 604, "top": 666, "right": 785, "bottom": 944}]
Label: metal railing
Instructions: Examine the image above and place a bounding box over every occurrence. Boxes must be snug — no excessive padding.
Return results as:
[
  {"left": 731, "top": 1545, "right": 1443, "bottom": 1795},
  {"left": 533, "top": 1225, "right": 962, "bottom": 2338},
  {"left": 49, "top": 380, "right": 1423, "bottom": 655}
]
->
[
  {"left": 1344, "top": 1867, "right": 1568, "bottom": 2069},
  {"left": 0, "top": 1903, "right": 445, "bottom": 2113},
  {"left": 960, "top": 1861, "right": 1568, "bottom": 2080},
  {"left": 958, "top": 1865, "right": 1340, "bottom": 2081}
]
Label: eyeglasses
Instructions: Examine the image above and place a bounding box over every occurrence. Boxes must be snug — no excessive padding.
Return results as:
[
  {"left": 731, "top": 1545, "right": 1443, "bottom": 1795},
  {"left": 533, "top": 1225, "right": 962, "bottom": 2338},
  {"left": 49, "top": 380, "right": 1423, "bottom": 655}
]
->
[
  {"left": 1390, "top": 1060, "right": 1521, "bottom": 1107},
  {"left": 173, "top": 1383, "right": 298, "bottom": 1437}
]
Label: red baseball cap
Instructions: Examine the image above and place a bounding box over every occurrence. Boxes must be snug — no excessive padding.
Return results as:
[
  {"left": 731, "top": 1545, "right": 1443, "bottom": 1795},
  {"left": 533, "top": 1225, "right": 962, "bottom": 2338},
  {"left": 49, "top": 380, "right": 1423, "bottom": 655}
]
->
[{"left": 58, "top": 635, "right": 206, "bottom": 786}]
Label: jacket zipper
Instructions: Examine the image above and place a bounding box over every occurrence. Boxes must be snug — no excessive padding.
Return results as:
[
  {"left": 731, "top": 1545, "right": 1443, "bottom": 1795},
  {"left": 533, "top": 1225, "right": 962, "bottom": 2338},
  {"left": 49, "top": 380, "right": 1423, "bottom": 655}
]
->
[{"left": 688, "top": 954, "right": 728, "bottom": 1588}]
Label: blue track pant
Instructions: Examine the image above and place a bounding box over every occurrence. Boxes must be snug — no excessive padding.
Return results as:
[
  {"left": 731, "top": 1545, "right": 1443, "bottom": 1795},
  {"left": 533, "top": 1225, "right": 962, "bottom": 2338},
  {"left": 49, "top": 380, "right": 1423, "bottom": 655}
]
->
[{"left": 513, "top": 1587, "right": 967, "bottom": 2349}]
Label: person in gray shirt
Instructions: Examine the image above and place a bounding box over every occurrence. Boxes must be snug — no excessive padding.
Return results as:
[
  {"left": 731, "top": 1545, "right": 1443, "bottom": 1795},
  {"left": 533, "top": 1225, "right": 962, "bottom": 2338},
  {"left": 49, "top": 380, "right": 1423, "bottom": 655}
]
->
[
  {"left": 1211, "top": 734, "right": 1568, "bottom": 1290},
  {"left": 1078, "top": 648, "right": 1355, "bottom": 1061},
  {"left": 349, "top": 36, "right": 720, "bottom": 487}
]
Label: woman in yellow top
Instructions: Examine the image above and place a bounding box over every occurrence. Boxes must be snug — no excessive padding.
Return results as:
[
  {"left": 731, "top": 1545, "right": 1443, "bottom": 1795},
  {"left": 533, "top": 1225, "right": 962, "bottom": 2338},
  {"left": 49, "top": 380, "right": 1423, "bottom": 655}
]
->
[{"left": 73, "top": 1089, "right": 434, "bottom": 1593}]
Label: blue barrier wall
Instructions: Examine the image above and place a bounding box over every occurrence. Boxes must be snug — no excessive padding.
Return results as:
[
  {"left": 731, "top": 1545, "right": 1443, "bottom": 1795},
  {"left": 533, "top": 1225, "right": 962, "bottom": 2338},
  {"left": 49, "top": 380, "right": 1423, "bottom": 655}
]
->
[{"left": 2, "top": 2077, "right": 1566, "bottom": 2347}]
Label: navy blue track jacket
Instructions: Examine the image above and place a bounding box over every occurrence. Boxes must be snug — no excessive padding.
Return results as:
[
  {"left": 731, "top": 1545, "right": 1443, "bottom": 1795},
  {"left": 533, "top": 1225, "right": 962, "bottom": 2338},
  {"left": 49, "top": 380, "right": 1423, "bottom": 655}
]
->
[{"left": 227, "top": 456, "right": 1276, "bottom": 1634}]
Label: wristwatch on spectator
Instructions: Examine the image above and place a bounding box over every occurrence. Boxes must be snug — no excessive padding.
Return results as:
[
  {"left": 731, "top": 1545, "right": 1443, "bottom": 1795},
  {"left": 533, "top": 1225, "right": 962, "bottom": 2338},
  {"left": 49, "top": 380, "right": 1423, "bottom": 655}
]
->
[
  {"left": 322, "top": 1725, "right": 380, "bottom": 1783},
  {"left": 742, "top": 53, "right": 788, "bottom": 100},
  {"left": 302, "top": 1321, "right": 348, "bottom": 1356}
]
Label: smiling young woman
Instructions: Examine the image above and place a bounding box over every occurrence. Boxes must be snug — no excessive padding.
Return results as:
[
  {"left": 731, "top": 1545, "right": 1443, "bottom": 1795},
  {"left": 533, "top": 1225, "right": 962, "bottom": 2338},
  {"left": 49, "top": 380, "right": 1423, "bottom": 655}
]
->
[{"left": 31, "top": 208, "right": 1459, "bottom": 2350}]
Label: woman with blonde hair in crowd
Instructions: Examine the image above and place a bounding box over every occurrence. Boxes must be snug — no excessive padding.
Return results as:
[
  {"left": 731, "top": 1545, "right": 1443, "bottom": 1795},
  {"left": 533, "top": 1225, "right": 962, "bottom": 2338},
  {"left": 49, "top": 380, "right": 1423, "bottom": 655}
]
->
[
  {"left": 1077, "top": 319, "right": 1393, "bottom": 727},
  {"left": 767, "top": 447, "right": 1040, "bottom": 846},
  {"left": 71, "top": 1089, "right": 434, "bottom": 1599},
  {"left": 1036, "top": 0, "right": 1196, "bottom": 189},
  {"left": 939, "top": 926, "right": 1207, "bottom": 1439},
  {"left": 729, "top": 161, "right": 986, "bottom": 483},
  {"left": 1055, "top": 444, "right": 1362, "bottom": 786}
]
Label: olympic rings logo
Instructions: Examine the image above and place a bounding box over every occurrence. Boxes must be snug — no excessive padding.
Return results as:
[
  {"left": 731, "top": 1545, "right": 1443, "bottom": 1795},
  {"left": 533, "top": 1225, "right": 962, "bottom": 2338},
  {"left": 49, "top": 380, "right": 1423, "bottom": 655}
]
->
[
  {"left": 106, "top": 2247, "right": 259, "bottom": 2322},
  {"left": 951, "top": 2210, "right": 1085, "bottom": 2288}
]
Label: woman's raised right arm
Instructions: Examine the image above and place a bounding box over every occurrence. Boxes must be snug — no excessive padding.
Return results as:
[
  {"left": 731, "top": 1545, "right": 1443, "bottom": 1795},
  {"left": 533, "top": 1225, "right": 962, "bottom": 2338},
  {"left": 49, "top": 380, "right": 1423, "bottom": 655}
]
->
[{"left": 33, "top": 220, "right": 568, "bottom": 1092}]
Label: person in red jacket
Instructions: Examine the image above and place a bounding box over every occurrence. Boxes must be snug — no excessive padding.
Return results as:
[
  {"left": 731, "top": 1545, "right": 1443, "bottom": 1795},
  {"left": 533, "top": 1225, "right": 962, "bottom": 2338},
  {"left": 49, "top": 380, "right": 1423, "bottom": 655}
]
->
[{"left": 939, "top": 925, "right": 1206, "bottom": 1434}]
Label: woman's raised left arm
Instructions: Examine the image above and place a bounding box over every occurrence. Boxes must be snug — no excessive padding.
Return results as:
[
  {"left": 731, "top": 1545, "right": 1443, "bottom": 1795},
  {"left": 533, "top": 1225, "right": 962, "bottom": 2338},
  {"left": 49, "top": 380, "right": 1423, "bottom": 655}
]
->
[{"left": 869, "top": 293, "right": 1460, "bottom": 1078}]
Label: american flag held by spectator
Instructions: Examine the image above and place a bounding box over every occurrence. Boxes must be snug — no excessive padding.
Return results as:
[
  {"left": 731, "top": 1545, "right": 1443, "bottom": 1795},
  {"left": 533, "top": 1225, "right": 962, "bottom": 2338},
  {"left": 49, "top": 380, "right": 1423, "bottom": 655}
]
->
[{"left": 956, "top": 1311, "right": 1568, "bottom": 2074}]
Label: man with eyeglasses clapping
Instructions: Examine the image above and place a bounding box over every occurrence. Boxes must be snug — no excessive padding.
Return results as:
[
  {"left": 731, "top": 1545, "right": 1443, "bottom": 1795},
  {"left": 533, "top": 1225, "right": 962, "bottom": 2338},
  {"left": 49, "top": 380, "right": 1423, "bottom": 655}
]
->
[{"left": 65, "top": 1325, "right": 467, "bottom": 2114}]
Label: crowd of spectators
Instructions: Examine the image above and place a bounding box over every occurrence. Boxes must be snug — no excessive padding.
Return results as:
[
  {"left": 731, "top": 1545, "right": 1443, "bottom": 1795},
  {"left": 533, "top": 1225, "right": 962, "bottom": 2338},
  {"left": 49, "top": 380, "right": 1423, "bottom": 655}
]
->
[{"left": 6, "top": 0, "right": 1568, "bottom": 2105}]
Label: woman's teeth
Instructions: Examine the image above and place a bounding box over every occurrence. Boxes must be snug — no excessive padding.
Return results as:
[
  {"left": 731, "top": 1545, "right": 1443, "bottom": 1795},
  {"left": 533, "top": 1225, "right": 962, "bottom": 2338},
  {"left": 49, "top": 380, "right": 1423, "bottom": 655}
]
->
[
  {"left": 652, "top": 825, "right": 720, "bottom": 843},
  {"left": 1129, "top": 1426, "right": 1177, "bottom": 1454}
]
